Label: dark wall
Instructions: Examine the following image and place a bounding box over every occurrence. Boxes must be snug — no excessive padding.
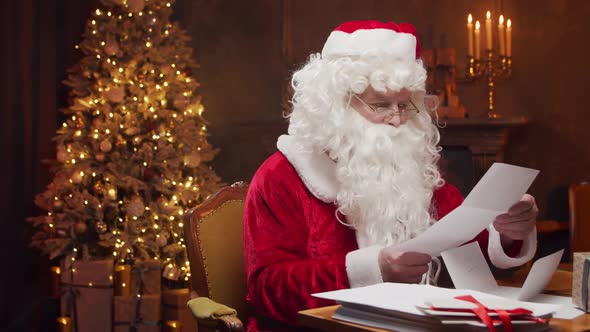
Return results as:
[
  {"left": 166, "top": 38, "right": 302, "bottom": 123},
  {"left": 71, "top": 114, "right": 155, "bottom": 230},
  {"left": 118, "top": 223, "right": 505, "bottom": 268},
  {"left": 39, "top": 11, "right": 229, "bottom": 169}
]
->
[{"left": 176, "top": 0, "right": 590, "bottom": 217}]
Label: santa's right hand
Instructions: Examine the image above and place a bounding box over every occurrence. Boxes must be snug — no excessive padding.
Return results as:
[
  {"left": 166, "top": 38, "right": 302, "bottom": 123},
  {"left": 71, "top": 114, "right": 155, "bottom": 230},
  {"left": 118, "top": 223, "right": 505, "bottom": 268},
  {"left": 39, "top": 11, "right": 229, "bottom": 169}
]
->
[{"left": 378, "top": 247, "right": 431, "bottom": 284}]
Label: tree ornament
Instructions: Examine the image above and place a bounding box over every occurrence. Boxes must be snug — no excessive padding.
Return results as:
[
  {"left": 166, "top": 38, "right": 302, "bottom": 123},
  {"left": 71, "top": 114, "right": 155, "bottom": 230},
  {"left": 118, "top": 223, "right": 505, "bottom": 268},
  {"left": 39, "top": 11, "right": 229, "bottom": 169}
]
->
[
  {"left": 100, "top": 139, "right": 112, "bottom": 152},
  {"left": 56, "top": 148, "right": 68, "bottom": 163},
  {"left": 126, "top": 196, "right": 145, "bottom": 217},
  {"left": 106, "top": 87, "right": 125, "bottom": 103},
  {"left": 173, "top": 95, "right": 188, "bottom": 110},
  {"left": 163, "top": 264, "right": 181, "bottom": 280},
  {"left": 183, "top": 67, "right": 193, "bottom": 76},
  {"left": 96, "top": 153, "right": 105, "bottom": 162},
  {"left": 74, "top": 221, "right": 88, "bottom": 235},
  {"left": 93, "top": 182, "right": 104, "bottom": 194},
  {"left": 144, "top": 120, "right": 157, "bottom": 131},
  {"left": 71, "top": 171, "right": 83, "bottom": 184},
  {"left": 107, "top": 187, "right": 118, "bottom": 200},
  {"left": 127, "top": 0, "right": 144, "bottom": 13},
  {"left": 185, "top": 151, "right": 201, "bottom": 168},
  {"left": 155, "top": 235, "right": 167, "bottom": 247},
  {"left": 115, "top": 135, "right": 127, "bottom": 147},
  {"left": 56, "top": 229, "right": 68, "bottom": 237},
  {"left": 95, "top": 221, "right": 108, "bottom": 234},
  {"left": 53, "top": 199, "right": 64, "bottom": 212},
  {"left": 142, "top": 167, "right": 157, "bottom": 181},
  {"left": 104, "top": 39, "right": 119, "bottom": 56},
  {"left": 124, "top": 127, "right": 140, "bottom": 136}
]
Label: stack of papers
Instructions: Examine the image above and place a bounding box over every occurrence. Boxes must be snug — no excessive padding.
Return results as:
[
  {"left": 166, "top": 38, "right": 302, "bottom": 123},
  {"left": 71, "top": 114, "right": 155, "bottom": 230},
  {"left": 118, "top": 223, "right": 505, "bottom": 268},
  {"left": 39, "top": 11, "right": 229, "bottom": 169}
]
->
[{"left": 314, "top": 283, "right": 556, "bottom": 331}]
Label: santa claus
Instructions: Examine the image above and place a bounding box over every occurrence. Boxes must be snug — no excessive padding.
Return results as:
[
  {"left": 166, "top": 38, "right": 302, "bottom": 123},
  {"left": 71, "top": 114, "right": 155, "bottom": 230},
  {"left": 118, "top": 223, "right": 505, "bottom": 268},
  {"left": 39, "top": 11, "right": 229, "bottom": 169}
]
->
[{"left": 243, "top": 20, "right": 537, "bottom": 330}]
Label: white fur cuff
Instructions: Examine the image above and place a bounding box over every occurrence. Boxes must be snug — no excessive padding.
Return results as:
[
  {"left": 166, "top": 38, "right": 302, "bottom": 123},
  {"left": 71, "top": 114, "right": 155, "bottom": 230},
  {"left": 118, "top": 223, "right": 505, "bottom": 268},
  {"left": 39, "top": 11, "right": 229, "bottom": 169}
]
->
[
  {"left": 487, "top": 225, "right": 537, "bottom": 269},
  {"left": 346, "top": 245, "right": 384, "bottom": 288}
]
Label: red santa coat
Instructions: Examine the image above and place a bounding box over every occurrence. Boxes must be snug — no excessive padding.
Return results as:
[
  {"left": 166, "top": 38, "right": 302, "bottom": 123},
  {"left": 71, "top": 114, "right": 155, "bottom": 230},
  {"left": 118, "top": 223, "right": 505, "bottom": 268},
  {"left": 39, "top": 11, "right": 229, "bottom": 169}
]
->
[{"left": 243, "top": 136, "right": 536, "bottom": 327}]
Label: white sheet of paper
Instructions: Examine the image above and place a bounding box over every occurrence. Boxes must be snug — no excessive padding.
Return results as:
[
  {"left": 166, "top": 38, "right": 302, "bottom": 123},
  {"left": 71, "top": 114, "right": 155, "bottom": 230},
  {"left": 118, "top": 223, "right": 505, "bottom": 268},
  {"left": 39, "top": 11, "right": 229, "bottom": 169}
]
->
[
  {"left": 463, "top": 163, "right": 540, "bottom": 212},
  {"left": 443, "top": 242, "right": 564, "bottom": 301},
  {"left": 395, "top": 163, "right": 539, "bottom": 256},
  {"left": 517, "top": 249, "right": 564, "bottom": 301},
  {"left": 441, "top": 241, "right": 498, "bottom": 292}
]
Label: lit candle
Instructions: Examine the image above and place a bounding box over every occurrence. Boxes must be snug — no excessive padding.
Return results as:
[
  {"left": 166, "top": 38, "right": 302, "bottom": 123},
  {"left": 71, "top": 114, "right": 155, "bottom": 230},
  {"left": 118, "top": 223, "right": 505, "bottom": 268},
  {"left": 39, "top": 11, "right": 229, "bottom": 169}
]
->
[
  {"left": 475, "top": 21, "right": 481, "bottom": 60},
  {"left": 467, "top": 14, "right": 474, "bottom": 56},
  {"left": 498, "top": 15, "right": 506, "bottom": 56},
  {"left": 50, "top": 266, "right": 61, "bottom": 298},
  {"left": 114, "top": 264, "right": 131, "bottom": 296},
  {"left": 485, "top": 11, "right": 492, "bottom": 50},
  {"left": 506, "top": 19, "right": 512, "bottom": 57},
  {"left": 164, "top": 320, "right": 182, "bottom": 332},
  {"left": 57, "top": 316, "right": 72, "bottom": 332}
]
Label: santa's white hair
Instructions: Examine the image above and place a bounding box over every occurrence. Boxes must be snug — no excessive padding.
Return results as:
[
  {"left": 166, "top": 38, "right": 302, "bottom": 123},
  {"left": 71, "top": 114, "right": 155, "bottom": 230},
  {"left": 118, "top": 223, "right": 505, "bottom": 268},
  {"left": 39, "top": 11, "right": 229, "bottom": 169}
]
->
[{"left": 287, "top": 51, "right": 445, "bottom": 247}]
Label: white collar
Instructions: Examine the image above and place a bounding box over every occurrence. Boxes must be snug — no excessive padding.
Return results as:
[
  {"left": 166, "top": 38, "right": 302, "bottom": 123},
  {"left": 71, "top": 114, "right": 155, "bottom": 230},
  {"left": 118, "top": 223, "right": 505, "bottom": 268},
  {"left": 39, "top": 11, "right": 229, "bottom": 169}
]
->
[{"left": 276, "top": 135, "right": 339, "bottom": 203}]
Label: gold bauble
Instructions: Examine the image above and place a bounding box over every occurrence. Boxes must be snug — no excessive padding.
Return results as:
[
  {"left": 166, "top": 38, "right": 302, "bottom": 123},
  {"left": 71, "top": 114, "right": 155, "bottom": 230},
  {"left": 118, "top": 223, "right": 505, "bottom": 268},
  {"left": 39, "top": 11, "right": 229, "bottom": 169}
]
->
[
  {"left": 106, "top": 87, "right": 125, "bottom": 103},
  {"left": 74, "top": 221, "right": 88, "bottom": 235},
  {"left": 104, "top": 39, "right": 119, "bottom": 56},
  {"left": 127, "top": 0, "right": 144, "bottom": 13},
  {"left": 100, "top": 139, "right": 112, "bottom": 152},
  {"left": 71, "top": 171, "right": 83, "bottom": 184}
]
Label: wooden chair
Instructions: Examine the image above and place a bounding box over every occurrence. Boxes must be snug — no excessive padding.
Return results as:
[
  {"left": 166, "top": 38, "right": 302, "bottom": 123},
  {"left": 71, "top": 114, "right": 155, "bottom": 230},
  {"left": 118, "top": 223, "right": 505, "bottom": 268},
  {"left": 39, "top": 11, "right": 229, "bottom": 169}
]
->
[
  {"left": 183, "top": 182, "right": 251, "bottom": 332},
  {"left": 536, "top": 181, "right": 590, "bottom": 263},
  {"left": 568, "top": 181, "right": 590, "bottom": 255}
]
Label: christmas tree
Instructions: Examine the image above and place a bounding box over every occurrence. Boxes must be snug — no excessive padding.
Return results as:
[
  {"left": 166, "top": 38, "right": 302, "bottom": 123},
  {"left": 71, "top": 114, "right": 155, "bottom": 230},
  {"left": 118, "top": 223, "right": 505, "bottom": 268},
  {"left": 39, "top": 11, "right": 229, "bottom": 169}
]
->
[{"left": 28, "top": 0, "right": 221, "bottom": 282}]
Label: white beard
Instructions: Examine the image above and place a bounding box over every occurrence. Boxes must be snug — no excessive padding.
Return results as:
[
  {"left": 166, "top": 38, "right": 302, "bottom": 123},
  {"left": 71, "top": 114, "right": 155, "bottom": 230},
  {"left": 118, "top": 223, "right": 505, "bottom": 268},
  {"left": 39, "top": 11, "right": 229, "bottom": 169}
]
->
[{"left": 331, "top": 109, "right": 441, "bottom": 248}]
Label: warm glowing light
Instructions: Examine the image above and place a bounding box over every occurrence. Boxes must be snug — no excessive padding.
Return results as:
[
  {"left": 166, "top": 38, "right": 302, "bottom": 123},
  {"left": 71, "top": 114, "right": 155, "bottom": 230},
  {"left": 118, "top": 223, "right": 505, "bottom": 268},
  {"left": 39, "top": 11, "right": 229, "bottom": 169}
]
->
[{"left": 468, "top": 14, "right": 472, "bottom": 24}]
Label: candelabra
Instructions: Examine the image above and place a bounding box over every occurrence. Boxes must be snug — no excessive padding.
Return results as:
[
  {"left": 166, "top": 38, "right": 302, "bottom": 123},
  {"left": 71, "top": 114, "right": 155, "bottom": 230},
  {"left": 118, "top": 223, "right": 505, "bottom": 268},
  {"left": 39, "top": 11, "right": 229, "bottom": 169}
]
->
[{"left": 466, "top": 51, "right": 512, "bottom": 119}]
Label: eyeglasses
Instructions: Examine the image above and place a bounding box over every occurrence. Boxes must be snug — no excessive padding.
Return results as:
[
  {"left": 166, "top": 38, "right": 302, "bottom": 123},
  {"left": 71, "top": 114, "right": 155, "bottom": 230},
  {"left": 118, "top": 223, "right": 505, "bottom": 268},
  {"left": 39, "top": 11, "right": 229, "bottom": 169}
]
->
[{"left": 353, "top": 94, "right": 420, "bottom": 119}]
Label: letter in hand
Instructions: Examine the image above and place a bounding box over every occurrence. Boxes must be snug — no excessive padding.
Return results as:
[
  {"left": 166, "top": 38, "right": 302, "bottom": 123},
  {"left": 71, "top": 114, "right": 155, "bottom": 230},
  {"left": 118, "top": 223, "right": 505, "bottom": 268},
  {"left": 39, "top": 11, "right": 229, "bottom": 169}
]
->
[
  {"left": 493, "top": 193, "right": 538, "bottom": 244},
  {"left": 378, "top": 248, "right": 431, "bottom": 284}
]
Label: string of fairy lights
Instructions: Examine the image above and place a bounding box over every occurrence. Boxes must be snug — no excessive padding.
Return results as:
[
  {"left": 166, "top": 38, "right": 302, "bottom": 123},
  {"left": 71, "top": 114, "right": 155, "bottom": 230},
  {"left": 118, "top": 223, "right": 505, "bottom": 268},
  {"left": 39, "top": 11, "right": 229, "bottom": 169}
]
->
[{"left": 37, "top": 0, "right": 221, "bottom": 283}]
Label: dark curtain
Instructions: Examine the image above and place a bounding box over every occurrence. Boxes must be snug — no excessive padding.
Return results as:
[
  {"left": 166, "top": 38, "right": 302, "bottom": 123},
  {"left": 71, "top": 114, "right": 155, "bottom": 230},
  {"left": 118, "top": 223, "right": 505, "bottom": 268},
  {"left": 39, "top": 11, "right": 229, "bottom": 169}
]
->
[{"left": 0, "top": 0, "right": 98, "bottom": 330}]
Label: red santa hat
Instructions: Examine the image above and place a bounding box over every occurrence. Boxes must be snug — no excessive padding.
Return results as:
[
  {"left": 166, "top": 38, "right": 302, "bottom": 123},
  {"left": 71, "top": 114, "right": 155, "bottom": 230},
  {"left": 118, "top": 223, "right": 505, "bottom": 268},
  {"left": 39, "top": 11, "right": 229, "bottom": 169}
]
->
[{"left": 321, "top": 20, "right": 421, "bottom": 61}]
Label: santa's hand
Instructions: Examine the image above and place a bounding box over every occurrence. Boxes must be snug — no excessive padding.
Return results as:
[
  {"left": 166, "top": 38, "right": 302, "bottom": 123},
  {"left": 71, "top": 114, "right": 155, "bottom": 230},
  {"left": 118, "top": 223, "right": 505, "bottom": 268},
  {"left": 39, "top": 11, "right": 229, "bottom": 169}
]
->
[
  {"left": 378, "top": 248, "right": 431, "bottom": 284},
  {"left": 493, "top": 193, "right": 538, "bottom": 241}
]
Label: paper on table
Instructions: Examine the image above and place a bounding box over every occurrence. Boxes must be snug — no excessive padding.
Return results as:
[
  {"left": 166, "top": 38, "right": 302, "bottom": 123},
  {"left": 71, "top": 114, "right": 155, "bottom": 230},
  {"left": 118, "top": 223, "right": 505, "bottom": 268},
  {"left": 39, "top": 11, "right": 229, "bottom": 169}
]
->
[
  {"left": 395, "top": 163, "right": 539, "bottom": 256},
  {"left": 313, "top": 283, "right": 560, "bottom": 318},
  {"left": 442, "top": 242, "right": 564, "bottom": 301},
  {"left": 441, "top": 243, "right": 583, "bottom": 319},
  {"left": 441, "top": 241, "right": 498, "bottom": 292}
]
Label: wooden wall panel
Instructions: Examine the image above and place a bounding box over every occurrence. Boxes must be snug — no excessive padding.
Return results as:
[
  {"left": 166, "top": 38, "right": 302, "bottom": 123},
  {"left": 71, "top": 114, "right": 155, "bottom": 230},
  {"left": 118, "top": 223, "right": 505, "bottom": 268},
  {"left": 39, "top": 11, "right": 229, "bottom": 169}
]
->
[{"left": 175, "top": 0, "right": 590, "bottom": 217}]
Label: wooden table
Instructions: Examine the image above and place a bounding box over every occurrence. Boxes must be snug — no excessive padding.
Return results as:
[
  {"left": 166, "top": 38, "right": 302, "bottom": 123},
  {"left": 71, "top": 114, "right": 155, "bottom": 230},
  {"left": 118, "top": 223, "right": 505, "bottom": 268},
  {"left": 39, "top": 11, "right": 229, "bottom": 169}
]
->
[{"left": 298, "top": 269, "right": 590, "bottom": 332}]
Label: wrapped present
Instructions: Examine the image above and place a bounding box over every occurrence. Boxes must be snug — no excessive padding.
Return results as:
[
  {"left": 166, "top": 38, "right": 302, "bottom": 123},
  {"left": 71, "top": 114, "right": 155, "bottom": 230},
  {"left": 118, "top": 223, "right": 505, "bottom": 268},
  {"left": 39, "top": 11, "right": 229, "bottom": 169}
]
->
[
  {"left": 130, "top": 260, "right": 161, "bottom": 295},
  {"left": 573, "top": 252, "right": 590, "bottom": 312},
  {"left": 113, "top": 294, "right": 161, "bottom": 332},
  {"left": 162, "top": 288, "right": 197, "bottom": 332},
  {"left": 60, "top": 259, "right": 114, "bottom": 332}
]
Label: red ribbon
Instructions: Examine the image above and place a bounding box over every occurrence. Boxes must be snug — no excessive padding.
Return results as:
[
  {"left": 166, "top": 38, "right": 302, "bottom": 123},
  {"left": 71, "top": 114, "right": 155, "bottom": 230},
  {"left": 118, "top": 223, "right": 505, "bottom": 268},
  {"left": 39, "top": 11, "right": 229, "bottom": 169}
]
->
[{"left": 429, "top": 295, "right": 546, "bottom": 332}]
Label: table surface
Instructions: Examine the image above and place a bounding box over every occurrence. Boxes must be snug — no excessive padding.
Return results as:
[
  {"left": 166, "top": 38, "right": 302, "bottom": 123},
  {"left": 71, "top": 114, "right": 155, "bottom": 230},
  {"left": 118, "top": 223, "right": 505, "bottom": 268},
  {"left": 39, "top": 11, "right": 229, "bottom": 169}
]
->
[{"left": 298, "top": 268, "right": 590, "bottom": 332}]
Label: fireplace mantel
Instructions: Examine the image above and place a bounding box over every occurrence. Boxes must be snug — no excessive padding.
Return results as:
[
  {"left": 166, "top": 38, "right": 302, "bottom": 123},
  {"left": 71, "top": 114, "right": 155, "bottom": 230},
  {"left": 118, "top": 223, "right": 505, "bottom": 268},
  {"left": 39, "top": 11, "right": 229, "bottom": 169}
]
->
[{"left": 439, "top": 116, "right": 529, "bottom": 181}]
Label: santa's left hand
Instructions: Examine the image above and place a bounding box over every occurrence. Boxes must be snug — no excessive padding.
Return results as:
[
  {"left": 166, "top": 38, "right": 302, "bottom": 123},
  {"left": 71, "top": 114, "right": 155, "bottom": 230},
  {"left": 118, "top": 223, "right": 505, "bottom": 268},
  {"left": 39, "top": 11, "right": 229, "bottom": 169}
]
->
[{"left": 493, "top": 194, "right": 538, "bottom": 241}]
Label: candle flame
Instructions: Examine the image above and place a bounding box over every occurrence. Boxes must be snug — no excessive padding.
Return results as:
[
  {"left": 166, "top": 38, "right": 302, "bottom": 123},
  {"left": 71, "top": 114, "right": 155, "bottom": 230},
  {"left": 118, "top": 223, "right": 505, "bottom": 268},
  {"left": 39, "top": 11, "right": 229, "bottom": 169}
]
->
[
  {"left": 468, "top": 14, "right": 472, "bottom": 23},
  {"left": 486, "top": 11, "right": 491, "bottom": 19},
  {"left": 475, "top": 21, "right": 481, "bottom": 30},
  {"left": 499, "top": 15, "right": 504, "bottom": 24},
  {"left": 507, "top": 19, "right": 512, "bottom": 28}
]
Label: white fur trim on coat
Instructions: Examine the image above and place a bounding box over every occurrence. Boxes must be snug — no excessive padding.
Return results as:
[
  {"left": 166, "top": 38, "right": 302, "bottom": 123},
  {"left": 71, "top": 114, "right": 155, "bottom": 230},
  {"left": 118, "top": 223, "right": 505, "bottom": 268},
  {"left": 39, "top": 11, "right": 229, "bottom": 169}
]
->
[
  {"left": 487, "top": 225, "right": 537, "bottom": 269},
  {"left": 345, "top": 245, "right": 384, "bottom": 288},
  {"left": 276, "top": 135, "right": 338, "bottom": 203}
]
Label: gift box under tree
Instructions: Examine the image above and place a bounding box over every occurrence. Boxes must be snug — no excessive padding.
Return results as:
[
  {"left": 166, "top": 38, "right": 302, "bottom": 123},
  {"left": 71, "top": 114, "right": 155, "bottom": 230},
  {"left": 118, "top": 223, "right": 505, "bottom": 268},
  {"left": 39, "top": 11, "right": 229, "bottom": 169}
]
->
[
  {"left": 162, "top": 288, "right": 198, "bottom": 332},
  {"left": 60, "top": 258, "right": 114, "bottom": 332},
  {"left": 112, "top": 261, "right": 162, "bottom": 331}
]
